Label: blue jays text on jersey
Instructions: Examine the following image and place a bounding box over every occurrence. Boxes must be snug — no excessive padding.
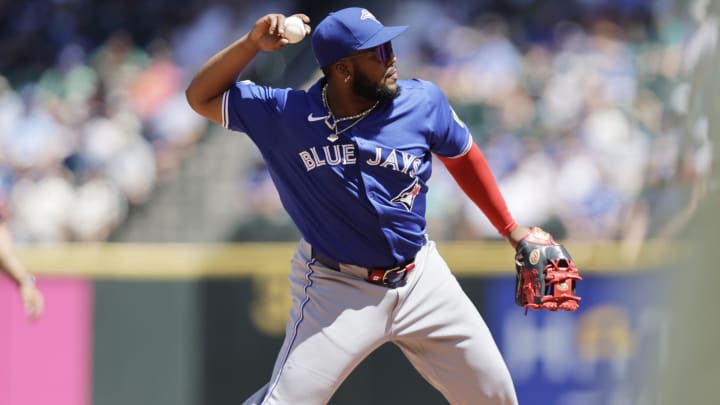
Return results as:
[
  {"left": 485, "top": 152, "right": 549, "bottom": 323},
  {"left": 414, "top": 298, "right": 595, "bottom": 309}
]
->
[
  {"left": 222, "top": 78, "right": 472, "bottom": 268},
  {"left": 298, "top": 145, "right": 422, "bottom": 178}
]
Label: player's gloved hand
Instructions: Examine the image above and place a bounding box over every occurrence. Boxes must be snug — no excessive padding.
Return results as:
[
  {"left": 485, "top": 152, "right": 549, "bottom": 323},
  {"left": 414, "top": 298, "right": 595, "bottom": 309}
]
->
[{"left": 514, "top": 227, "right": 582, "bottom": 315}]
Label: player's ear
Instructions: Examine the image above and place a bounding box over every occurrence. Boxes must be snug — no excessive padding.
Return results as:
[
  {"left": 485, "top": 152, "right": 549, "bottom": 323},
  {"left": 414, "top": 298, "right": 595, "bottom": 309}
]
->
[{"left": 335, "top": 61, "right": 352, "bottom": 78}]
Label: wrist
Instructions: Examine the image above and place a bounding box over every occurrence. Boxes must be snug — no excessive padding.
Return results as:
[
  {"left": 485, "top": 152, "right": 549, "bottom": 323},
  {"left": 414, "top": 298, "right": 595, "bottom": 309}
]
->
[
  {"left": 242, "top": 32, "right": 263, "bottom": 52},
  {"left": 18, "top": 273, "right": 36, "bottom": 287},
  {"left": 501, "top": 221, "right": 518, "bottom": 237},
  {"left": 506, "top": 226, "right": 531, "bottom": 249}
]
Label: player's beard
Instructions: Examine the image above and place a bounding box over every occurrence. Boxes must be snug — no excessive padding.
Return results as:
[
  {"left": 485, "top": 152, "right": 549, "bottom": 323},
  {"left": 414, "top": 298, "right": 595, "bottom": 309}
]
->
[{"left": 352, "top": 69, "right": 400, "bottom": 102}]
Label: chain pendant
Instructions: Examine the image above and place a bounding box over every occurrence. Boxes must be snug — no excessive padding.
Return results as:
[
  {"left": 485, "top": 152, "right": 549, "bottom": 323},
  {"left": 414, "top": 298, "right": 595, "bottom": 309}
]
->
[{"left": 321, "top": 83, "right": 378, "bottom": 143}]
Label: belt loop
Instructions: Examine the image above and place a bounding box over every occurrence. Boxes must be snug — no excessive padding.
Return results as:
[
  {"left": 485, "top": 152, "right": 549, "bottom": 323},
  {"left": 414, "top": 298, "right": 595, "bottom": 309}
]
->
[{"left": 311, "top": 248, "right": 341, "bottom": 271}]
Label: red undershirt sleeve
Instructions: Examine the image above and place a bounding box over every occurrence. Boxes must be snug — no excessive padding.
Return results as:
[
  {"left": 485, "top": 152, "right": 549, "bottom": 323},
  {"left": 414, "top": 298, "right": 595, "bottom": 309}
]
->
[{"left": 436, "top": 143, "right": 518, "bottom": 237}]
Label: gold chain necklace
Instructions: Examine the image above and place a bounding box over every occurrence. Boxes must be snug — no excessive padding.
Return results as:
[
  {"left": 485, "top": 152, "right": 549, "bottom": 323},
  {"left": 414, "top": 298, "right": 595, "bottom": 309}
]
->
[{"left": 321, "top": 84, "right": 379, "bottom": 142}]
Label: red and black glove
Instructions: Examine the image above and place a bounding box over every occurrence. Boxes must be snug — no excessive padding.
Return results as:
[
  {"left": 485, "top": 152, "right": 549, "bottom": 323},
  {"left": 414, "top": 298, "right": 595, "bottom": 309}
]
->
[{"left": 514, "top": 227, "right": 582, "bottom": 314}]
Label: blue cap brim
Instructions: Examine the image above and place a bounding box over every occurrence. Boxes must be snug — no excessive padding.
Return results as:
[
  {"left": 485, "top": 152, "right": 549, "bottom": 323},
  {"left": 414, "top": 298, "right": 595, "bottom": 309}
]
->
[{"left": 358, "top": 25, "right": 408, "bottom": 50}]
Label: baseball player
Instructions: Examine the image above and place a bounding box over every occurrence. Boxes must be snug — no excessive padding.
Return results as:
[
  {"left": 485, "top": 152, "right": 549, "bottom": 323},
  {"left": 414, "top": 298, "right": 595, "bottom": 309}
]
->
[
  {"left": 186, "top": 7, "right": 543, "bottom": 405},
  {"left": 0, "top": 190, "right": 43, "bottom": 319}
]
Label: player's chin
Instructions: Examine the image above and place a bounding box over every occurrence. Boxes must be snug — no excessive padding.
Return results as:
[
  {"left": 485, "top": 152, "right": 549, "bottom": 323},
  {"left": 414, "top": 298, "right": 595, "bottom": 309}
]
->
[
  {"left": 389, "top": 81, "right": 401, "bottom": 97},
  {"left": 380, "top": 76, "right": 401, "bottom": 97},
  {"left": 376, "top": 83, "right": 400, "bottom": 100}
]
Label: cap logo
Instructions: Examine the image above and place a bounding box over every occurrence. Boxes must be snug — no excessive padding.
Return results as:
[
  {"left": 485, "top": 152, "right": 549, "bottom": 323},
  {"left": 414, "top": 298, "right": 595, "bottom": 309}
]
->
[{"left": 360, "top": 9, "right": 380, "bottom": 24}]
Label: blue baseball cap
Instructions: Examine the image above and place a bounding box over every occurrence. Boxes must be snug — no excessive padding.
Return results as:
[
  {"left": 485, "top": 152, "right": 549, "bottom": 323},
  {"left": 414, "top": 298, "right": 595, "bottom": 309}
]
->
[{"left": 311, "top": 7, "right": 408, "bottom": 67}]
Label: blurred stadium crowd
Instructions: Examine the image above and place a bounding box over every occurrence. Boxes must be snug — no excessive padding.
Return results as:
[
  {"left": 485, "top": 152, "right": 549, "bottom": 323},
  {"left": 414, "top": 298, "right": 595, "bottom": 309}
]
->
[{"left": 0, "top": 0, "right": 713, "bottom": 246}]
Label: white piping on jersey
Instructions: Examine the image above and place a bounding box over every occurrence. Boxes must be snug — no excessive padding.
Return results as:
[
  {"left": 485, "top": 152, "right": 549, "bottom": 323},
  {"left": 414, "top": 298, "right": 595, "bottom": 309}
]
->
[
  {"left": 261, "top": 260, "right": 315, "bottom": 405},
  {"left": 442, "top": 134, "right": 474, "bottom": 159},
  {"left": 222, "top": 90, "right": 229, "bottom": 129}
]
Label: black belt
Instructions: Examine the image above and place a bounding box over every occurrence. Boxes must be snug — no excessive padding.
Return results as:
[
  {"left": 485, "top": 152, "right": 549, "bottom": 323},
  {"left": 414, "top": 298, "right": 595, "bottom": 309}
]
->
[{"left": 311, "top": 249, "right": 415, "bottom": 288}]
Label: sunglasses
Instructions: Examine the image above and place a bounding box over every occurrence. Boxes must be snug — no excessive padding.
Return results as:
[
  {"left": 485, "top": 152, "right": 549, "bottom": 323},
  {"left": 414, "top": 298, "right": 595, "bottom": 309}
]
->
[{"left": 342, "top": 41, "right": 395, "bottom": 64}]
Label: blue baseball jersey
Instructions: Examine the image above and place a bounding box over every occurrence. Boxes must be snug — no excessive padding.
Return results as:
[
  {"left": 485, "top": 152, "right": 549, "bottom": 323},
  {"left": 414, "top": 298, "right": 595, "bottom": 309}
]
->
[{"left": 222, "top": 78, "right": 471, "bottom": 268}]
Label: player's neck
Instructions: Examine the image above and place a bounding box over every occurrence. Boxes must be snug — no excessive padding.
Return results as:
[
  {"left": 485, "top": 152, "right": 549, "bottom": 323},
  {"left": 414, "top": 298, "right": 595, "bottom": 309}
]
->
[{"left": 325, "top": 82, "right": 377, "bottom": 119}]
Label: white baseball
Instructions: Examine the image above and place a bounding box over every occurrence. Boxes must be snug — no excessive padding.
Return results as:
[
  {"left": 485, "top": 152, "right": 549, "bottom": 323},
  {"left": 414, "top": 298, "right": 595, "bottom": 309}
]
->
[{"left": 283, "top": 16, "right": 306, "bottom": 44}]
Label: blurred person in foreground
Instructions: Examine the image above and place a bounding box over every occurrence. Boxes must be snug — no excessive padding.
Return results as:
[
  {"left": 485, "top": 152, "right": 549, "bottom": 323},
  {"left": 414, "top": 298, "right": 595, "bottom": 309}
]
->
[
  {"left": 186, "top": 7, "right": 579, "bottom": 405},
  {"left": 0, "top": 191, "right": 43, "bottom": 319},
  {"left": 654, "top": 0, "right": 720, "bottom": 402}
]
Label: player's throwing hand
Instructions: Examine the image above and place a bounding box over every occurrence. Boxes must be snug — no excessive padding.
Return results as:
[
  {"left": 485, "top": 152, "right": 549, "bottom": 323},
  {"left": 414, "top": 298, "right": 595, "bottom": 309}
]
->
[{"left": 248, "top": 13, "right": 311, "bottom": 51}]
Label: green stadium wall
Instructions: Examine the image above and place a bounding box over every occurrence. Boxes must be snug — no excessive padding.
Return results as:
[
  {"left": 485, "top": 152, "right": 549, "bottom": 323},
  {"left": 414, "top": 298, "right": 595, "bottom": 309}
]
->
[{"left": 1, "top": 241, "right": 669, "bottom": 405}]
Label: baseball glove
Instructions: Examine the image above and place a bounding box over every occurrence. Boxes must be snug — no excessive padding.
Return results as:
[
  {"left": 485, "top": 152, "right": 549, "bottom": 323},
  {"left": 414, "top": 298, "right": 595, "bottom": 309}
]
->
[{"left": 514, "top": 227, "right": 582, "bottom": 314}]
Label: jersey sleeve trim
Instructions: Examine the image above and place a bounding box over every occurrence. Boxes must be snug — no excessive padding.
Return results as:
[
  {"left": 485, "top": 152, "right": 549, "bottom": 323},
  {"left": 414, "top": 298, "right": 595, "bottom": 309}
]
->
[
  {"left": 440, "top": 134, "right": 474, "bottom": 159},
  {"left": 222, "top": 90, "right": 230, "bottom": 129}
]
